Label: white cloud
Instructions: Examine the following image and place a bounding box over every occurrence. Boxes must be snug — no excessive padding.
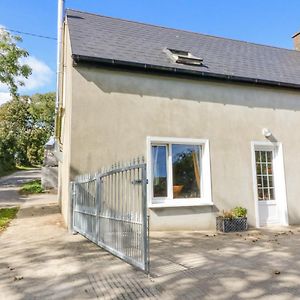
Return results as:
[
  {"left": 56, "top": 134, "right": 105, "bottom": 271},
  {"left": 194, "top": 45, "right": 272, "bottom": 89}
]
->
[
  {"left": 20, "top": 56, "right": 54, "bottom": 91},
  {"left": 0, "top": 92, "right": 11, "bottom": 106},
  {"left": 0, "top": 56, "right": 54, "bottom": 104}
]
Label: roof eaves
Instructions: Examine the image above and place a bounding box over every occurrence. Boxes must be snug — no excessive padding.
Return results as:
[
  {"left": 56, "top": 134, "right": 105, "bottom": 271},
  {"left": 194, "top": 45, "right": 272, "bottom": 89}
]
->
[{"left": 72, "top": 54, "right": 300, "bottom": 90}]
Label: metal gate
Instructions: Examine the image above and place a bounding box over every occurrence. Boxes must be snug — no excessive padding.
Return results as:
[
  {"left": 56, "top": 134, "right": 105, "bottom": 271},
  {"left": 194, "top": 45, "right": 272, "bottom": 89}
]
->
[{"left": 71, "top": 160, "right": 149, "bottom": 272}]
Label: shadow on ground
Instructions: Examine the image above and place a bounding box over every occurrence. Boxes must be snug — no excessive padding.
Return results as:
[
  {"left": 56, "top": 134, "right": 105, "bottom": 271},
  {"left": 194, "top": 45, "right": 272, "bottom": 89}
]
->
[
  {"left": 0, "top": 169, "right": 41, "bottom": 187},
  {"left": 149, "top": 229, "right": 300, "bottom": 299},
  {"left": 0, "top": 203, "right": 161, "bottom": 300},
  {"left": 0, "top": 169, "right": 41, "bottom": 208},
  {"left": 1, "top": 198, "right": 300, "bottom": 299}
]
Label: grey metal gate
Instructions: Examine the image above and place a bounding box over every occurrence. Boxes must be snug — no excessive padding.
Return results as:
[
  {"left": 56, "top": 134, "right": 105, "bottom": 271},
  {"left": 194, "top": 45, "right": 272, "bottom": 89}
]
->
[{"left": 72, "top": 160, "right": 149, "bottom": 272}]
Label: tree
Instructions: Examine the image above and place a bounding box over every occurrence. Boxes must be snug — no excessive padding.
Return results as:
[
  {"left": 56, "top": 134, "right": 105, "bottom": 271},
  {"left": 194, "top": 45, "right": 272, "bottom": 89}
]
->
[
  {"left": 0, "top": 28, "right": 32, "bottom": 97},
  {"left": 0, "top": 92, "right": 55, "bottom": 170},
  {"left": 27, "top": 92, "right": 55, "bottom": 165},
  {"left": 0, "top": 126, "right": 15, "bottom": 174},
  {"left": 0, "top": 97, "right": 31, "bottom": 166}
]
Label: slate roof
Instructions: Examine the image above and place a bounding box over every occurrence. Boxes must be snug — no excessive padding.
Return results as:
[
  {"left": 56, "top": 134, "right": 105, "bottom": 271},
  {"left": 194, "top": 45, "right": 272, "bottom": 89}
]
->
[{"left": 66, "top": 9, "right": 300, "bottom": 89}]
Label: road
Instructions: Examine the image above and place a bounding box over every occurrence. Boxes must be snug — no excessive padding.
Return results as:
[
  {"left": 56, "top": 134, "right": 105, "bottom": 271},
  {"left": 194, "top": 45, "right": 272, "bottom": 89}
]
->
[{"left": 0, "top": 169, "right": 41, "bottom": 207}]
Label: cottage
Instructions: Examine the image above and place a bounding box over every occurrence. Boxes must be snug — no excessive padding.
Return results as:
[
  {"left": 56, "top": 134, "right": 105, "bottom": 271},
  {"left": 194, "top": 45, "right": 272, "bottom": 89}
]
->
[{"left": 57, "top": 9, "right": 300, "bottom": 231}]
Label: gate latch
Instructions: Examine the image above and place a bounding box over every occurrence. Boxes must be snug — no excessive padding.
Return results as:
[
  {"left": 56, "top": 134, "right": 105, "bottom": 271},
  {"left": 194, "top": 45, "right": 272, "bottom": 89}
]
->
[
  {"left": 132, "top": 179, "right": 142, "bottom": 185},
  {"left": 132, "top": 179, "right": 148, "bottom": 185}
]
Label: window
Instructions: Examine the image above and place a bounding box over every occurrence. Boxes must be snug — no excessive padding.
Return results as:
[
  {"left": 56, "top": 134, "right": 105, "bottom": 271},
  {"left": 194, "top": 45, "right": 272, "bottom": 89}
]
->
[
  {"left": 152, "top": 145, "right": 168, "bottom": 197},
  {"left": 255, "top": 150, "right": 275, "bottom": 201},
  {"left": 172, "top": 144, "right": 201, "bottom": 199},
  {"left": 164, "top": 48, "right": 203, "bottom": 66},
  {"left": 147, "top": 137, "right": 212, "bottom": 207}
]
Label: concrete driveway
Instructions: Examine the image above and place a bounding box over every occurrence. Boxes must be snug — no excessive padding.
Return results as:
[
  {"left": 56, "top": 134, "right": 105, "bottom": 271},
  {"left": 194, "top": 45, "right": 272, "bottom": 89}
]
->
[
  {"left": 1, "top": 171, "right": 300, "bottom": 299},
  {"left": 150, "top": 229, "right": 300, "bottom": 299},
  {"left": 0, "top": 171, "right": 161, "bottom": 300}
]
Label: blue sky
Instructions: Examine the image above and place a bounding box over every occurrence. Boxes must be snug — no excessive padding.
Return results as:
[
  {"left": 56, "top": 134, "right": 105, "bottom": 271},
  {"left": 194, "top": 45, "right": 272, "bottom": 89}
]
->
[{"left": 0, "top": 0, "right": 299, "bottom": 103}]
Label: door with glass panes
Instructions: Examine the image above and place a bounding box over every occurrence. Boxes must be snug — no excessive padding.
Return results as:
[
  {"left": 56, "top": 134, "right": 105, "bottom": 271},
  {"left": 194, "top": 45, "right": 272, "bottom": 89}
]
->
[{"left": 254, "top": 146, "right": 280, "bottom": 226}]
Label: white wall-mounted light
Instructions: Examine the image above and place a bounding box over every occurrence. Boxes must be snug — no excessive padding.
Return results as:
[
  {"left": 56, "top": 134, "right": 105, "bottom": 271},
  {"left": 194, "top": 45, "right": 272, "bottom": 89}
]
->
[{"left": 262, "top": 128, "right": 272, "bottom": 138}]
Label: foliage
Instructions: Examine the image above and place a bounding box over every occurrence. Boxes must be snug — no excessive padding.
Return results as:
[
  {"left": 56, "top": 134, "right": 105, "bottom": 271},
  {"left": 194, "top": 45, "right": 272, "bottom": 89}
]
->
[
  {"left": 0, "top": 207, "right": 19, "bottom": 232},
  {"left": 0, "top": 29, "right": 32, "bottom": 97},
  {"left": 0, "top": 167, "right": 16, "bottom": 178},
  {"left": 222, "top": 210, "right": 235, "bottom": 219},
  {"left": 0, "top": 92, "right": 55, "bottom": 170},
  {"left": 221, "top": 207, "right": 247, "bottom": 219},
  {"left": 232, "top": 206, "right": 247, "bottom": 218},
  {"left": 19, "top": 180, "right": 44, "bottom": 195},
  {"left": 0, "top": 129, "right": 15, "bottom": 174}
]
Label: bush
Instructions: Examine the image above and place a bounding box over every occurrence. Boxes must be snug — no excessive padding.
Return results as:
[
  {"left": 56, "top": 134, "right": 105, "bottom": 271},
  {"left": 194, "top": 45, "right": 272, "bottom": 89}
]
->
[
  {"left": 221, "top": 207, "right": 247, "bottom": 219},
  {"left": 232, "top": 207, "right": 247, "bottom": 218},
  {"left": 19, "top": 180, "right": 44, "bottom": 194}
]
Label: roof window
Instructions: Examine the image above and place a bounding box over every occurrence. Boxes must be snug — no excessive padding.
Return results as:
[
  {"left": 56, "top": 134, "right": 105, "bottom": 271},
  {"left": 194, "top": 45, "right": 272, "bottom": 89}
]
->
[{"left": 165, "top": 48, "right": 203, "bottom": 66}]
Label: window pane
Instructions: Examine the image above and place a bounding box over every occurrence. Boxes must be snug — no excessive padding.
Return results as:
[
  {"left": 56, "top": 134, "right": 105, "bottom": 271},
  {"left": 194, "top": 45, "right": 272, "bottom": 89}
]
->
[
  {"left": 269, "top": 176, "right": 274, "bottom": 188},
  {"left": 267, "top": 163, "right": 273, "bottom": 175},
  {"left": 261, "top": 164, "right": 267, "bottom": 175},
  {"left": 172, "top": 144, "right": 201, "bottom": 198},
  {"left": 255, "top": 151, "right": 261, "bottom": 162},
  {"left": 262, "top": 176, "right": 268, "bottom": 188},
  {"left": 257, "top": 176, "right": 262, "bottom": 188},
  {"left": 152, "top": 145, "right": 167, "bottom": 197},
  {"left": 266, "top": 151, "right": 272, "bottom": 163},
  {"left": 256, "top": 164, "right": 262, "bottom": 175},
  {"left": 263, "top": 188, "right": 270, "bottom": 200}
]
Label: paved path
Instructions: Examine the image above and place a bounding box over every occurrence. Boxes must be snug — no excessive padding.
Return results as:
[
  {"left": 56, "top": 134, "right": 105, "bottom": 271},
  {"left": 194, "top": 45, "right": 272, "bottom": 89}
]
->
[
  {"left": 0, "top": 169, "right": 41, "bottom": 207},
  {"left": 1, "top": 171, "right": 300, "bottom": 299},
  {"left": 0, "top": 171, "right": 162, "bottom": 300},
  {"left": 150, "top": 229, "right": 300, "bottom": 300}
]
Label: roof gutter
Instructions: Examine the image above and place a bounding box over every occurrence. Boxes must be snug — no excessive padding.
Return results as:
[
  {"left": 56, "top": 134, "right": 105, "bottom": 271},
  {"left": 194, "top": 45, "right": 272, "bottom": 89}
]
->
[{"left": 72, "top": 54, "right": 300, "bottom": 90}]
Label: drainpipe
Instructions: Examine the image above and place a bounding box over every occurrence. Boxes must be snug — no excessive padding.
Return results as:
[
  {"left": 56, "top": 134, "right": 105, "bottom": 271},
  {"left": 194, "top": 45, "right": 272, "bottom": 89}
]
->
[
  {"left": 53, "top": 0, "right": 65, "bottom": 161},
  {"left": 56, "top": 0, "right": 65, "bottom": 110}
]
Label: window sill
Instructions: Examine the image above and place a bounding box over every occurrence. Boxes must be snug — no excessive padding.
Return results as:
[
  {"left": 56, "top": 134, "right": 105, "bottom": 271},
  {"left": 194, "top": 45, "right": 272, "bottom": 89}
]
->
[{"left": 148, "top": 201, "right": 214, "bottom": 208}]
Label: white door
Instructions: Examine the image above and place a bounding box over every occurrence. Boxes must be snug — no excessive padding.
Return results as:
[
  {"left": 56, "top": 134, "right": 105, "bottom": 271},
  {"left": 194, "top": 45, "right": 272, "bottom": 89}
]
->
[{"left": 254, "top": 148, "right": 280, "bottom": 226}]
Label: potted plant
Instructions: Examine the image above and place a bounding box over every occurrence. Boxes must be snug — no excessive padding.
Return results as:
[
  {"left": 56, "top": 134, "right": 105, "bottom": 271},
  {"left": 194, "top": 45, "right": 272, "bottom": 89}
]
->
[{"left": 216, "top": 207, "right": 248, "bottom": 232}]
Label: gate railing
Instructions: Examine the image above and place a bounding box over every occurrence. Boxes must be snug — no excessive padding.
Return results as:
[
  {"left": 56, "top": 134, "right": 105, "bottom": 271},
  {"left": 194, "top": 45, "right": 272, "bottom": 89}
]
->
[{"left": 71, "top": 159, "right": 149, "bottom": 273}]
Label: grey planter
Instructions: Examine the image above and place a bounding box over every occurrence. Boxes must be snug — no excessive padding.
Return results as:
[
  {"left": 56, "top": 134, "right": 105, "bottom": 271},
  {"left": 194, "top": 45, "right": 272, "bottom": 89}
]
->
[{"left": 216, "top": 216, "right": 248, "bottom": 232}]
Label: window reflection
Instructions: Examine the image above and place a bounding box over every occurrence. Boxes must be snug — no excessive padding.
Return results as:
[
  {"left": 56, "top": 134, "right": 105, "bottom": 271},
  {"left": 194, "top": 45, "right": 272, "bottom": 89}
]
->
[
  {"left": 152, "top": 145, "right": 167, "bottom": 197},
  {"left": 172, "top": 144, "right": 201, "bottom": 198}
]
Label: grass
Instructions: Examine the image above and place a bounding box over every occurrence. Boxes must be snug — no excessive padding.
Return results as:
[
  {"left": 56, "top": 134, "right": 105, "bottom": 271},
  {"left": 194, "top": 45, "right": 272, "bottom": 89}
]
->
[
  {"left": 19, "top": 180, "right": 44, "bottom": 195},
  {"left": 0, "top": 207, "right": 19, "bottom": 232},
  {"left": 16, "top": 165, "right": 38, "bottom": 171}
]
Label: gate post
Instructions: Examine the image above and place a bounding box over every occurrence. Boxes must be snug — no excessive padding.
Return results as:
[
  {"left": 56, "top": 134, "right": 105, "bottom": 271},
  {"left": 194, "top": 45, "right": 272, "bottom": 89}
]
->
[
  {"left": 141, "top": 164, "right": 149, "bottom": 273},
  {"left": 69, "top": 181, "right": 76, "bottom": 233},
  {"left": 95, "top": 173, "right": 101, "bottom": 243}
]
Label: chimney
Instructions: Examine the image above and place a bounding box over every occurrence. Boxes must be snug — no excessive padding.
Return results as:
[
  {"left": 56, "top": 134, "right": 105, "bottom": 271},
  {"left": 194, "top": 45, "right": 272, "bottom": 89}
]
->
[{"left": 292, "top": 32, "right": 300, "bottom": 51}]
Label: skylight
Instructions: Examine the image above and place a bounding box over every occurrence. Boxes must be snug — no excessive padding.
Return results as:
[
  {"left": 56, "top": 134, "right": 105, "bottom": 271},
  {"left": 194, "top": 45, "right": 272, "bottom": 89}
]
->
[{"left": 165, "top": 48, "right": 203, "bottom": 66}]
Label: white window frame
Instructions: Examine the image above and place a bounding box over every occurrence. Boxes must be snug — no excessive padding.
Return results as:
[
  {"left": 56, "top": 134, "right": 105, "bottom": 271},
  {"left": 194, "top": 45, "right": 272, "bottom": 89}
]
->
[
  {"left": 147, "top": 136, "right": 213, "bottom": 208},
  {"left": 251, "top": 141, "right": 289, "bottom": 227}
]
